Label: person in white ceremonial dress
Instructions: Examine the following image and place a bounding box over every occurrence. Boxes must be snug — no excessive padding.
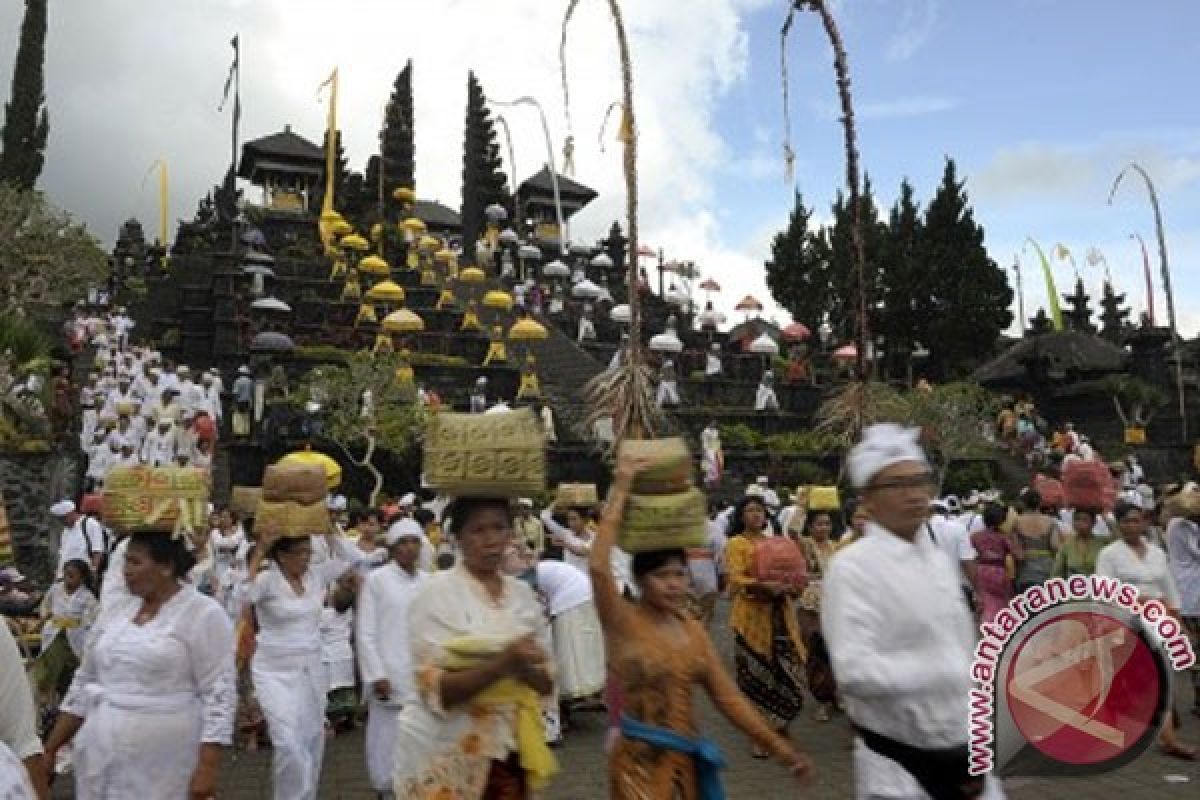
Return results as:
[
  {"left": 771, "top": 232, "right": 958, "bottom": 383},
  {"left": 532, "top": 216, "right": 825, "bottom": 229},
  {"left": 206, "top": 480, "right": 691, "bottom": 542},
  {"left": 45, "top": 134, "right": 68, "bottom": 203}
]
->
[
  {"left": 0, "top": 619, "right": 46, "bottom": 798},
  {"left": 356, "top": 518, "right": 428, "bottom": 796},
  {"left": 44, "top": 533, "right": 235, "bottom": 800},
  {"left": 245, "top": 527, "right": 352, "bottom": 799},
  {"left": 822, "top": 424, "right": 1004, "bottom": 799}
]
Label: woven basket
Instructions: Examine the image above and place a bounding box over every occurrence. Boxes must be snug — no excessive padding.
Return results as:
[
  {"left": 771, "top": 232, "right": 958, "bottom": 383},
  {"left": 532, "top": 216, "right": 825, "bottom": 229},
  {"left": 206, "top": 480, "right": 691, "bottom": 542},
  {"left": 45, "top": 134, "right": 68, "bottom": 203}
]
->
[
  {"left": 101, "top": 466, "right": 210, "bottom": 533},
  {"left": 262, "top": 465, "right": 327, "bottom": 506},
  {"left": 618, "top": 437, "right": 694, "bottom": 495},
  {"left": 555, "top": 483, "right": 600, "bottom": 510},
  {"left": 423, "top": 409, "right": 545, "bottom": 497},
  {"left": 254, "top": 499, "right": 332, "bottom": 538},
  {"left": 230, "top": 486, "right": 262, "bottom": 517},
  {"left": 618, "top": 487, "right": 708, "bottom": 553}
]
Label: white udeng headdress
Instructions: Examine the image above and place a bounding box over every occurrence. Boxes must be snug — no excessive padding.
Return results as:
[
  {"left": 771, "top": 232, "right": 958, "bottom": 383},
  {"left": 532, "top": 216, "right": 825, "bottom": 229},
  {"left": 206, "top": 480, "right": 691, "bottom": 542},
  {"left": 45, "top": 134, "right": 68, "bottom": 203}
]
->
[{"left": 847, "top": 423, "right": 928, "bottom": 489}]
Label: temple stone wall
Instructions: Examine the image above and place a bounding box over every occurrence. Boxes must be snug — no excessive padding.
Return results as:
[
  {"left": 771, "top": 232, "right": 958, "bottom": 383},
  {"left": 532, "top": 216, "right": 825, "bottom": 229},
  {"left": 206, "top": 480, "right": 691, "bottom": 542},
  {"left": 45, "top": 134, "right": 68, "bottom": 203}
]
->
[{"left": 1, "top": 451, "right": 85, "bottom": 584}]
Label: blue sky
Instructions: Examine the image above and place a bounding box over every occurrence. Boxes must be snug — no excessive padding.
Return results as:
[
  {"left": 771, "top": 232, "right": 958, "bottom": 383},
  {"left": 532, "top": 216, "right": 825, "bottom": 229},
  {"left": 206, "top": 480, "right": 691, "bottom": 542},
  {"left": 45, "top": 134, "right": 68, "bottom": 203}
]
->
[
  {"left": 708, "top": 0, "right": 1200, "bottom": 334},
  {"left": 2, "top": 0, "right": 1196, "bottom": 336}
]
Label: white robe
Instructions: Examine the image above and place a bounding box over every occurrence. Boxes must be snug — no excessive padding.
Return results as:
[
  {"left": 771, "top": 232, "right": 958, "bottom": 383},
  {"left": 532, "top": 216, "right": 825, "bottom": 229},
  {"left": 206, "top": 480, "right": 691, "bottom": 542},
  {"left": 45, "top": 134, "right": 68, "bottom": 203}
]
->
[
  {"left": 40, "top": 583, "right": 98, "bottom": 657},
  {"left": 392, "top": 565, "right": 549, "bottom": 796},
  {"left": 250, "top": 557, "right": 349, "bottom": 800},
  {"left": 356, "top": 563, "right": 427, "bottom": 791},
  {"left": 822, "top": 522, "right": 1004, "bottom": 799},
  {"left": 755, "top": 383, "right": 779, "bottom": 411},
  {"left": 61, "top": 587, "right": 235, "bottom": 800}
]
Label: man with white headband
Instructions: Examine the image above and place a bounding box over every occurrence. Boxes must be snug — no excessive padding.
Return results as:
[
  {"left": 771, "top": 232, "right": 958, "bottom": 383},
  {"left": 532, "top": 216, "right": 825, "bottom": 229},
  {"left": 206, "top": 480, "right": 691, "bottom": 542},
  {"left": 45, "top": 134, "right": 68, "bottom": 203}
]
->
[
  {"left": 822, "top": 424, "right": 1003, "bottom": 799},
  {"left": 355, "top": 518, "right": 427, "bottom": 796}
]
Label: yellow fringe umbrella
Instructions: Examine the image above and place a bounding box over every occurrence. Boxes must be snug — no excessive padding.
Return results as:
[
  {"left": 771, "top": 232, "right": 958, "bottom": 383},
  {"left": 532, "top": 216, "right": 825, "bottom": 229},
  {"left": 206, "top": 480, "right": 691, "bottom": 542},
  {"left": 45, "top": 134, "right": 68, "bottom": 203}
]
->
[
  {"left": 278, "top": 449, "right": 342, "bottom": 489},
  {"left": 364, "top": 280, "right": 406, "bottom": 304},
  {"left": 393, "top": 187, "right": 416, "bottom": 204},
  {"left": 382, "top": 308, "right": 425, "bottom": 333},
  {"left": 331, "top": 219, "right": 353, "bottom": 238},
  {"left": 458, "top": 266, "right": 486, "bottom": 284},
  {"left": 508, "top": 316, "right": 548, "bottom": 342},
  {"left": 340, "top": 233, "right": 370, "bottom": 252},
  {"left": 357, "top": 254, "right": 391, "bottom": 276},
  {"left": 482, "top": 290, "right": 514, "bottom": 312}
]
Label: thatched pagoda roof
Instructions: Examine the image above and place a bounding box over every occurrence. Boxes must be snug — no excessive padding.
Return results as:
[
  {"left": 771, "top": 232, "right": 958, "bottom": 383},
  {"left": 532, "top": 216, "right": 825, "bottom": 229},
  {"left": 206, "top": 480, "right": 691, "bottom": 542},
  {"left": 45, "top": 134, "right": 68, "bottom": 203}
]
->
[{"left": 972, "top": 330, "right": 1127, "bottom": 387}]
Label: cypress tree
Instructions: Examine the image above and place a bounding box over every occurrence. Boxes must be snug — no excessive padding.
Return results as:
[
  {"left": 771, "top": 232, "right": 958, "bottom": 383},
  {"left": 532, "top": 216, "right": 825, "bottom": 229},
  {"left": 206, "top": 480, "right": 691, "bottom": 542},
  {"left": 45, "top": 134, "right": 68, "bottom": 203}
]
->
[
  {"left": 875, "top": 179, "right": 923, "bottom": 357},
  {"left": 0, "top": 0, "right": 49, "bottom": 190},
  {"left": 1061, "top": 277, "right": 1096, "bottom": 334},
  {"left": 379, "top": 61, "right": 415, "bottom": 202},
  {"left": 765, "top": 191, "right": 831, "bottom": 332},
  {"left": 460, "top": 71, "right": 510, "bottom": 260},
  {"left": 916, "top": 159, "right": 1013, "bottom": 377}
]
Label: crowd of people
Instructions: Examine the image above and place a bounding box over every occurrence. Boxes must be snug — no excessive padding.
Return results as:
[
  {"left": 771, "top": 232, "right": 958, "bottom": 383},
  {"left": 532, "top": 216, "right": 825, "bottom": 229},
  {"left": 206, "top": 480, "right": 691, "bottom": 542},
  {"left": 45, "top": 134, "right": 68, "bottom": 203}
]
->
[{"left": 0, "top": 303, "right": 1198, "bottom": 800}]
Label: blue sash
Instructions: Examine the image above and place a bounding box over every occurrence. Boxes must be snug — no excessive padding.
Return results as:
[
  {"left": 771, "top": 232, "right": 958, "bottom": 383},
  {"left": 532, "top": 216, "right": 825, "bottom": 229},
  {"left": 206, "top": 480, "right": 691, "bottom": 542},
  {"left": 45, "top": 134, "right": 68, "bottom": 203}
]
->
[{"left": 619, "top": 714, "right": 727, "bottom": 800}]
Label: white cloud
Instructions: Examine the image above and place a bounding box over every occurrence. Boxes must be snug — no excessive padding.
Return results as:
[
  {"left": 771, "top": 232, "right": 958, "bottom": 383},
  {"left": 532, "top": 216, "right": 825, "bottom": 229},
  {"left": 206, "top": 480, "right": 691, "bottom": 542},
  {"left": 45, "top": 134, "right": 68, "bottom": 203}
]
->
[
  {"left": 886, "top": 0, "right": 940, "bottom": 62},
  {"left": 810, "top": 94, "right": 959, "bottom": 121}
]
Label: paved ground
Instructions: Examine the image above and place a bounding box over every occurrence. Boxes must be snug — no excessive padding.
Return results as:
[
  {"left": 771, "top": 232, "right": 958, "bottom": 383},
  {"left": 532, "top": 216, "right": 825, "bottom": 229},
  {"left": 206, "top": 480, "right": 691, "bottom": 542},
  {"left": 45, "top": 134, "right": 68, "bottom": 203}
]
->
[{"left": 53, "top": 600, "right": 1200, "bottom": 798}]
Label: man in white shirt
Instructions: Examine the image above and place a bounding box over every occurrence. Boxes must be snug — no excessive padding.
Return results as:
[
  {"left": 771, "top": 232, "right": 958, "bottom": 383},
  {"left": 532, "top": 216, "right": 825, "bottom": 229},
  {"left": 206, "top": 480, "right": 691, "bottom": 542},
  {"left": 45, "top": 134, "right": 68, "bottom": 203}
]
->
[
  {"left": 927, "top": 499, "right": 977, "bottom": 603},
  {"left": 140, "top": 417, "right": 177, "bottom": 467},
  {"left": 687, "top": 515, "right": 728, "bottom": 628},
  {"left": 823, "top": 424, "right": 1004, "bottom": 799},
  {"left": 355, "top": 521, "right": 427, "bottom": 794},
  {"left": 49, "top": 501, "right": 105, "bottom": 578}
]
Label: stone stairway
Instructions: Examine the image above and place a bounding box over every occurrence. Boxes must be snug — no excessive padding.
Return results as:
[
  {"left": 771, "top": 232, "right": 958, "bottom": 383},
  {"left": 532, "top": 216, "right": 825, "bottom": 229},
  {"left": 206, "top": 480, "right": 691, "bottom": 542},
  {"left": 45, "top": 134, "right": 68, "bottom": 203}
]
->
[{"left": 535, "top": 322, "right": 608, "bottom": 444}]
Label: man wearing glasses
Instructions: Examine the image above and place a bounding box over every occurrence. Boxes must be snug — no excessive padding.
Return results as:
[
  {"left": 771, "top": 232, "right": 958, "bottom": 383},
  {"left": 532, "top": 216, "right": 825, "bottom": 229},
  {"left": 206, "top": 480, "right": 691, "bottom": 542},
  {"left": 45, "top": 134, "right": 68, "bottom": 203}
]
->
[{"left": 822, "top": 424, "right": 1003, "bottom": 799}]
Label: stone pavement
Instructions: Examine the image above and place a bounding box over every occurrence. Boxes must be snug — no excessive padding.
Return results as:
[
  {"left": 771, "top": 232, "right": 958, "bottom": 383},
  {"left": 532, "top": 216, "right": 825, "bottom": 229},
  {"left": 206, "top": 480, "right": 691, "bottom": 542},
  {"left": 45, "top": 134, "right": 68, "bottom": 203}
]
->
[{"left": 52, "top": 600, "right": 1200, "bottom": 798}]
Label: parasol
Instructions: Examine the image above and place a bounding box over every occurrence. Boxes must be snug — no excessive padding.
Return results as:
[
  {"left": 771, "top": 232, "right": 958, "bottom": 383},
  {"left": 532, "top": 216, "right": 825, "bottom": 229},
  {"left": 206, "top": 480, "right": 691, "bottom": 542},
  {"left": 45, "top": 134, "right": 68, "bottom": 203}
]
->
[
  {"left": 278, "top": 450, "right": 342, "bottom": 489},
  {"left": 392, "top": 187, "right": 416, "bottom": 204},
  {"left": 330, "top": 219, "right": 353, "bottom": 238},
  {"left": 610, "top": 304, "right": 631, "bottom": 323},
  {"left": 591, "top": 253, "right": 614, "bottom": 269},
  {"left": 781, "top": 322, "right": 811, "bottom": 341},
  {"left": 458, "top": 266, "right": 486, "bottom": 284},
  {"left": 242, "top": 250, "right": 275, "bottom": 266},
  {"left": 698, "top": 277, "right": 721, "bottom": 292},
  {"left": 482, "top": 290, "right": 514, "bottom": 311},
  {"left": 485, "top": 203, "right": 508, "bottom": 222},
  {"left": 400, "top": 217, "right": 426, "bottom": 235},
  {"left": 508, "top": 317, "right": 548, "bottom": 341},
  {"left": 340, "top": 233, "right": 370, "bottom": 252},
  {"left": 249, "top": 331, "right": 294, "bottom": 353},
  {"left": 636, "top": 244, "right": 657, "bottom": 258},
  {"left": 364, "top": 280, "right": 406, "bottom": 304},
  {"left": 735, "top": 294, "right": 763, "bottom": 314},
  {"left": 498, "top": 228, "right": 520, "bottom": 246},
  {"left": 748, "top": 333, "right": 779, "bottom": 356},
  {"left": 251, "top": 296, "right": 291, "bottom": 313},
  {"left": 518, "top": 244, "right": 543, "bottom": 261},
  {"left": 649, "top": 328, "right": 683, "bottom": 354},
  {"left": 543, "top": 259, "right": 570, "bottom": 279},
  {"left": 572, "top": 279, "right": 601, "bottom": 299},
  {"left": 664, "top": 284, "right": 687, "bottom": 307},
  {"left": 381, "top": 309, "right": 425, "bottom": 333},
  {"left": 832, "top": 344, "right": 857, "bottom": 360},
  {"left": 357, "top": 255, "right": 391, "bottom": 276}
]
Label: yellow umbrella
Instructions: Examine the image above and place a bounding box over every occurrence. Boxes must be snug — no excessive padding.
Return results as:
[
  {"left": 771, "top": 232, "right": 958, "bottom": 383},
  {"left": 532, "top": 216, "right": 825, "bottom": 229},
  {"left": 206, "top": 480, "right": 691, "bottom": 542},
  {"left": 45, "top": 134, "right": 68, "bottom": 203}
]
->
[
  {"left": 393, "top": 187, "right": 416, "bottom": 204},
  {"left": 331, "top": 219, "right": 353, "bottom": 237},
  {"left": 435, "top": 248, "right": 455, "bottom": 263},
  {"left": 458, "top": 266, "right": 486, "bottom": 284},
  {"left": 400, "top": 217, "right": 426, "bottom": 235},
  {"left": 381, "top": 308, "right": 425, "bottom": 333},
  {"left": 278, "top": 449, "right": 342, "bottom": 489},
  {"left": 358, "top": 254, "right": 391, "bottom": 276},
  {"left": 364, "top": 280, "right": 406, "bottom": 303},
  {"left": 340, "top": 233, "right": 370, "bottom": 252},
  {"left": 508, "top": 316, "right": 548, "bottom": 341},
  {"left": 482, "top": 290, "right": 514, "bottom": 311},
  {"left": 418, "top": 235, "right": 441, "bottom": 253}
]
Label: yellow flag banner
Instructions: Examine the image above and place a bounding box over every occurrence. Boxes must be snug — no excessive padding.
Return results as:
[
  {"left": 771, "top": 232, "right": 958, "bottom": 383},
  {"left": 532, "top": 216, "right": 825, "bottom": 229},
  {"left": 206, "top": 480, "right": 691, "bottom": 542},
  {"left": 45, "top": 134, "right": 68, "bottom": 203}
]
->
[
  {"left": 1026, "top": 237, "right": 1063, "bottom": 331},
  {"left": 317, "top": 68, "right": 339, "bottom": 247}
]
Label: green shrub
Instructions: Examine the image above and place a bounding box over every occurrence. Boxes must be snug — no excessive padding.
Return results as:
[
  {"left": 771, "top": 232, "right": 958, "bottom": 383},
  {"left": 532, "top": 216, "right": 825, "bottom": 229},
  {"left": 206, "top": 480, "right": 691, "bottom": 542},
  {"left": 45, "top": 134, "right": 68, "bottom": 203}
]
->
[
  {"left": 942, "top": 460, "right": 997, "bottom": 496},
  {"left": 719, "top": 423, "right": 762, "bottom": 450}
]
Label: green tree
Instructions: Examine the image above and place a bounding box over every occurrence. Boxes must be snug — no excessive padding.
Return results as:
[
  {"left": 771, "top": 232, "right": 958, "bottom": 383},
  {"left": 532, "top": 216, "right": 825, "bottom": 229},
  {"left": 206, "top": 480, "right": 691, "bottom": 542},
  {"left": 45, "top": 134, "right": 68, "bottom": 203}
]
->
[
  {"left": 380, "top": 60, "right": 415, "bottom": 203},
  {"left": 875, "top": 179, "right": 923, "bottom": 367},
  {"left": 764, "top": 191, "right": 830, "bottom": 330},
  {"left": 916, "top": 159, "right": 1013, "bottom": 378},
  {"left": 293, "top": 352, "right": 425, "bottom": 506},
  {"left": 825, "top": 176, "right": 886, "bottom": 345},
  {"left": 0, "top": 0, "right": 48, "bottom": 190},
  {"left": 460, "top": 71, "right": 510, "bottom": 258},
  {"left": 0, "top": 185, "right": 107, "bottom": 314}
]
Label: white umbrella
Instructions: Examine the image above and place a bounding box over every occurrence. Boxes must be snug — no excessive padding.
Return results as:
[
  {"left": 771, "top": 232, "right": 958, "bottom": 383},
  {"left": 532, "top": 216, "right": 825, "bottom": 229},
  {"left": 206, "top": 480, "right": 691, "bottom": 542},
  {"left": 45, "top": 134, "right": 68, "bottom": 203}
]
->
[
  {"left": 698, "top": 308, "right": 725, "bottom": 328},
  {"left": 485, "top": 203, "right": 508, "bottom": 222},
  {"left": 518, "top": 244, "right": 542, "bottom": 261},
  {"left": 665, "top": 284, "right": 687, "bottom": 307},
  {"left": 610, "top": 303, "right": 631, "bottom": 323},
  {"left": 498, "top": 228, "right": 519, "bottom": 245},
  {"left": 591, "top": 253, "right": 614, "bottom": 269},
  {"left": 572, "top": 279, "right": 602, "bottom": 299},
  {"left": 649, "top": 329, "right": 683, "bottom": 354},
  {"left": 251, "top": 296, "right": 291, "bottom": 313},
  {"left": 543, "top": 259, "right": 570, "bottom": 278},
  {"left": 748, "top": 333, "right": 779, "bottom": 356}
]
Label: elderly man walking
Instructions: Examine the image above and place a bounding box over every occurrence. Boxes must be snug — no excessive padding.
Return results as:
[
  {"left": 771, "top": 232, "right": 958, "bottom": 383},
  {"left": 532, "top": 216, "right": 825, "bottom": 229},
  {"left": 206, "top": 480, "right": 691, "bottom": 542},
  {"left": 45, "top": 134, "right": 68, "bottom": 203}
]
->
[{"left": 822, "top": 424, "right": 1004, "bottom": 799}]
